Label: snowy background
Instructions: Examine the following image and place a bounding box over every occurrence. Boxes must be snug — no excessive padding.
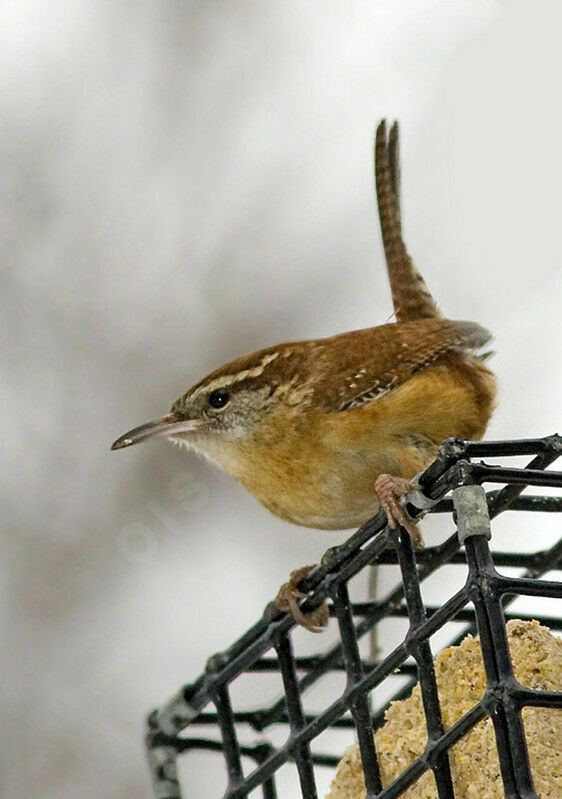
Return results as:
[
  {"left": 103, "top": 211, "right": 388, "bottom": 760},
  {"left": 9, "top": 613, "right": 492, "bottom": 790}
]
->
[{"left": 3, "top": 2, "right": 562, "bottom": 797}]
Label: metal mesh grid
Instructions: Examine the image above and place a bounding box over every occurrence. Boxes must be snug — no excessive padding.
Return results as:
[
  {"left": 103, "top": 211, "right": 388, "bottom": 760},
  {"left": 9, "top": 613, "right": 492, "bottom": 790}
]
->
[{"left": 146, "top": 435, "right": 562, "bottom": 798}]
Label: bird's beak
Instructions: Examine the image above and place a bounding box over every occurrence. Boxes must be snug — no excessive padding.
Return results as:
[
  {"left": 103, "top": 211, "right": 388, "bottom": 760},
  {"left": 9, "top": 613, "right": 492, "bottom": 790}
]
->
[{"left": 111, "top": 413, "right": 205, "bottom": 451}]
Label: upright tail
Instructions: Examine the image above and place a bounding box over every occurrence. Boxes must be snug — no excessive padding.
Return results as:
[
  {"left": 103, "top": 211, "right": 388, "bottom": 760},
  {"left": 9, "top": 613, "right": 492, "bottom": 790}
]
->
[{"left": 375, "top": 119, "right": 440, "bottom": 322}]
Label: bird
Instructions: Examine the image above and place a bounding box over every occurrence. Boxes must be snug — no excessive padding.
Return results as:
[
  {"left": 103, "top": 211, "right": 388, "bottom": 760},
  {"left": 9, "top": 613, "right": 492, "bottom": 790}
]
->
[{"left": 111, "top": 120, "right": 496, "bottom": 631}]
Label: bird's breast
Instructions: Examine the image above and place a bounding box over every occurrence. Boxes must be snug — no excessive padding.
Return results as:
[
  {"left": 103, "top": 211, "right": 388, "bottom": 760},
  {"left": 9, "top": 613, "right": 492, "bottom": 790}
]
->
[{"left": 197, "top": 357, "right": 496, "bottom": 530}]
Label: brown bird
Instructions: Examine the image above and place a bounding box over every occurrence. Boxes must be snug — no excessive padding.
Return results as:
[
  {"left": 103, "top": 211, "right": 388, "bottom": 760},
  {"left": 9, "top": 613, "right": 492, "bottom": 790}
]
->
[{"left": 112, "top": 120, "right": 496, "bottom": 629}]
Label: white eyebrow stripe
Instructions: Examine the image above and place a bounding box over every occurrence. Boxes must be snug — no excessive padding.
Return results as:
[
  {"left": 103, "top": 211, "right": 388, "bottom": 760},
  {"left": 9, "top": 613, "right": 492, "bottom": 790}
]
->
[{"left": 192, "top": 351, "right": 279, "bottom": 398}]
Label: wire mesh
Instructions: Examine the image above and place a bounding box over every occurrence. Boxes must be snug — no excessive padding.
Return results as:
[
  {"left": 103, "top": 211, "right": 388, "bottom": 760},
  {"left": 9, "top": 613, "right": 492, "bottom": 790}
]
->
[{"left": 145, "top": 435, "right": 562, "bottom": 798}]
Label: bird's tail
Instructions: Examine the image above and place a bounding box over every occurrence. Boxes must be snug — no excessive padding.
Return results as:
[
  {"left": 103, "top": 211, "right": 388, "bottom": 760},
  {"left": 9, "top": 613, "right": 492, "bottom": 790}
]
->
[{"left": 375, "top": 119, "right": 440, "bottom": 322}]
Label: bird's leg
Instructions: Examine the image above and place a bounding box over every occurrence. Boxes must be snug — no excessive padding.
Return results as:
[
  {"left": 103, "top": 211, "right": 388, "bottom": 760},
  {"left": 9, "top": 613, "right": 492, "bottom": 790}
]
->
[
  {"left": 374, "top": 474, "right": 424, "bottom": 547},
  {"left": 274, "top": 565, "right": 330, "bottom": 633}
]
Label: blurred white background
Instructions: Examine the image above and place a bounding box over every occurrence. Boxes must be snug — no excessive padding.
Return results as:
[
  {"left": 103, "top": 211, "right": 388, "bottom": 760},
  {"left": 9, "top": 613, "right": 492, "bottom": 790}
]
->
[{"left": 3, "top": 1, "right": 562, "bottom": 797}]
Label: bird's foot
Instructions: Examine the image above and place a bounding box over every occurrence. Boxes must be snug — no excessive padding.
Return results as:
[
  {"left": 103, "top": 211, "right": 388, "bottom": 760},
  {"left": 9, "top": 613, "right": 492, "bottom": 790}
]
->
[
  {"left": 274, "top": 565, "right": 330, "bottom": 633},
  {"left": 374, "top": 474, "right": 424, "bottom": 547}
]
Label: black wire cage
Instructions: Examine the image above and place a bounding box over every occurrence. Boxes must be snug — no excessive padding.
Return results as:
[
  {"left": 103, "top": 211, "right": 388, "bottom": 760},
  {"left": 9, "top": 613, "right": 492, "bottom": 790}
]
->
[{"left": 146, "top": 435, "right": 562, "bottom": 799}]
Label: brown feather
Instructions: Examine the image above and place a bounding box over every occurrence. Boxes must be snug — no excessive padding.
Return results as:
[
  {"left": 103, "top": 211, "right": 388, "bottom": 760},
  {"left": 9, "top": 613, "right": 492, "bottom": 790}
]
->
[
  {"left": 375, "top": 119, "right": 440, "bottom": 322},
  {"left": 183, "top": 318, "right": 491, "bottom": 417}
]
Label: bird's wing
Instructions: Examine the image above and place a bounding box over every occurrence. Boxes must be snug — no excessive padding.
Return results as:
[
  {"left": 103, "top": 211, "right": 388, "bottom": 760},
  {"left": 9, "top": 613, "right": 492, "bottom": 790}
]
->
[
  {"left": 313, "top": 318, "right": 491, "bottom": 412},
  {"left": 375, "top": 119, "right": 441, "bottom": 322}
]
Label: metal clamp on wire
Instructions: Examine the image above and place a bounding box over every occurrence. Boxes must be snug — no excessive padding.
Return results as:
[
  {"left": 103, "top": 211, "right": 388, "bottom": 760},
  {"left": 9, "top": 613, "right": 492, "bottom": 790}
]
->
[
  {"left": 401, "top": 471, "right": 446, "bottom": 521},
  {"left": 150, "top": 686, "right": 201, "bottom": 737},
  {"left": 452, "top": 484, "right": 492, "bottom": 543}
]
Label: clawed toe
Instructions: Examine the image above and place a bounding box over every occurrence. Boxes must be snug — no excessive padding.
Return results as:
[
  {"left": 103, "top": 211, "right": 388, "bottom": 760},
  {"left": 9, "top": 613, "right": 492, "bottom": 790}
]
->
[
  {"left": 274, "top": 565, "right": 329, "bottom": 633},
  {"left": 374, "top": 474, "right": 424, "bottom": 547}
]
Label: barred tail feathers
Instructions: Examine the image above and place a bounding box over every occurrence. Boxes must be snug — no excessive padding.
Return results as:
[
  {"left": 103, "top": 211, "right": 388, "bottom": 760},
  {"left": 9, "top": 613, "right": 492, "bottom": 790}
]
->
[{"left": 375, "top": 119, "right": 440, "bottom": 323}]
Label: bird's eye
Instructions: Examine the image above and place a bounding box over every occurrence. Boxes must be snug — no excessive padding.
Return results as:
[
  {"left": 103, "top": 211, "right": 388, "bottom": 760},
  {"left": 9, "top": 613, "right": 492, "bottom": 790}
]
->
[{"left": 208, "top": 388, "right": 230, "bottom": 409}]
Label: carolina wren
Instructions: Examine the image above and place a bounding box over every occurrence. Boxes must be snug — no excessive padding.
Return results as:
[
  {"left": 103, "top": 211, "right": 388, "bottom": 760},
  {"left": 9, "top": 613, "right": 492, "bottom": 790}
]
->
[{"left": 112, "top": 121, "right": 496, "bottom": 627}]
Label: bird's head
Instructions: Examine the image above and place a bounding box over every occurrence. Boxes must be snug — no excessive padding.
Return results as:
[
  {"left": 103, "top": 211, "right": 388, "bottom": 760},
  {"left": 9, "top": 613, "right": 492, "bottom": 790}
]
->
[{"left": 111, "top": 343, "right": 313, "bottom": 460}]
